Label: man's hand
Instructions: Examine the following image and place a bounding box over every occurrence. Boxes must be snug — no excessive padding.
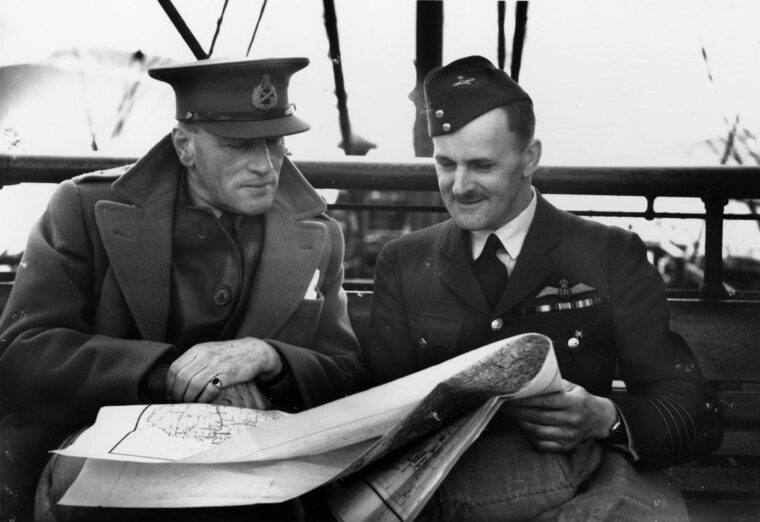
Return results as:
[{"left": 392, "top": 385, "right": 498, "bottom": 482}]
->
[
  {"left": 502, "top": 379, "right": 617, "bottom": 452},
  {"left": 212, "top": 381, "right": 273, "bottom": 410},
  {"left": 165, "top": 337, "right": 282, "bottom": 403}
]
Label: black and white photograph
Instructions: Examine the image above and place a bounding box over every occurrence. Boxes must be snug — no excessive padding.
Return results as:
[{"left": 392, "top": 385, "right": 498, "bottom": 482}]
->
[{"left": 1, "top": 1, "right": 758, "bottom": 521}]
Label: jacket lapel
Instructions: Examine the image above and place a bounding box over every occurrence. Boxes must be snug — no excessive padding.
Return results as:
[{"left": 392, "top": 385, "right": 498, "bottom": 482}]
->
[
  {"left": 495, "top": 194, "right": 560, "bottom": 315},
  {"left": 235, "top": 158, "right": 328, "bottom": 339},
  {"left": 437, "top": 221, "right": 492, "bottom": 316},
  {"left": 95, "top": 135, "right": 178, "bottom": 341}
]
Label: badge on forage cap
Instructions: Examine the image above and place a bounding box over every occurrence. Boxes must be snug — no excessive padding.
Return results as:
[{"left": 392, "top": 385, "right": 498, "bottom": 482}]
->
[
  {"left": 423, "top": 55, "right": 531, "bottom": 137},
  {"left": 149, "top": 57, "right": 310, "bottom": 139},
  {"left": 452, "top": 75, "right": 476, "bottom": 87}
]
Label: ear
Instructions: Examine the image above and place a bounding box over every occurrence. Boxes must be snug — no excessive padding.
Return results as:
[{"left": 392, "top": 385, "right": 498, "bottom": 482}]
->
[
  {"left": 521, "top": 138, "right": 542, "bottom": 178},
  {"left": 171, "top": 126, "right": 195, "bottom": 168}
]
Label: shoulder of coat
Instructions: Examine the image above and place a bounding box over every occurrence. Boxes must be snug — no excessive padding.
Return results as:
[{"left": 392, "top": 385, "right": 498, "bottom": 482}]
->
[{"left": 72, "top": 164, "right": 133, "bottom": 184}]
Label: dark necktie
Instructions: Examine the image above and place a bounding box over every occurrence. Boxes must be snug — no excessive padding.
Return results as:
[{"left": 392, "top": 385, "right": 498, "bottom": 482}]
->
[{"left": 473, "top": 234, "right": 509, "bottom": 310}]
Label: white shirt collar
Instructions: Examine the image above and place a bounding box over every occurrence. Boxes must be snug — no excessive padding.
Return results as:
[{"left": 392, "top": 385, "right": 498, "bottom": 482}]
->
[{"left": 471, "top": 187, "right": 537, "bottom": 260}]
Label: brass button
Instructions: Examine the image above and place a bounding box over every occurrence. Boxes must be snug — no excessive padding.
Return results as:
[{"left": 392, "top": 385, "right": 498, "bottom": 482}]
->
[
  {"left": 442, "top": 123, "right": 451, "bottom": 132},
  {"left": 567, "top": 337, "right": 580, "bottom": 351},
  {"left": 418, "top": 337, "right": 428, "bottom": 349},
  {"left": 435, "top": 109, "right": 444, "bottom": 118},
  {"left": 213, "top": 286, "right": 231, "bottom": 306},
  {"left": 196, "top": 220, "right": 211, "bottom": 239},
  {"left": 490, "top": 318, "right": 503, "bottom": 332}
]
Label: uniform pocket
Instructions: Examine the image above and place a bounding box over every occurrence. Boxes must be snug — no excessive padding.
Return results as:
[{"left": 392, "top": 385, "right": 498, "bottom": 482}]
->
[
  {"left": 276, "top": 296, "right": 324, "bottom": 347},
  {"left": 406, "top": 309, "right": 464, "bottom": 369},
  {"left": 518, "top": 303, "right": 613, "bottom": 387}
]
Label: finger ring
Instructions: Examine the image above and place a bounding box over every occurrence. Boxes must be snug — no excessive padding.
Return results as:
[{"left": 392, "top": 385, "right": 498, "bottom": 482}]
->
[{"left": 211, "top": 377, "right": 223, "bottom": 389}]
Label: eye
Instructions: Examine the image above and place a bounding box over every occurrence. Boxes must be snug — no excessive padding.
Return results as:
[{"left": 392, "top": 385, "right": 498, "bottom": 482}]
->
[
  {"left": 223, "top": 141, "right": 248, "bottom": 151},
  {"left": 266, "top": 137, "right": 284, "bottom": 149},
  {"left": 471, "top": 161, "right": 495, "bottom": 172},
  {"left": 435, "top": 158, "right": 456, "bottom": 171}
]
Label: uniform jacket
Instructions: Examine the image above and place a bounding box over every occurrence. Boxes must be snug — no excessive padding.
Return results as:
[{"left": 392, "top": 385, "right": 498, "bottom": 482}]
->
[
  {"left": 368, "top": 193, "right": 723, "bottom": 470},
  {"left": 0, "top": 136, "right": 367, "bottom": 503}
]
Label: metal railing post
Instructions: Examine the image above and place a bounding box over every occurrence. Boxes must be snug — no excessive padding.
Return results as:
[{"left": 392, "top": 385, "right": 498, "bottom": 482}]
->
[{"left": 700, "top": 195, "right": 729, "bottom": 299}]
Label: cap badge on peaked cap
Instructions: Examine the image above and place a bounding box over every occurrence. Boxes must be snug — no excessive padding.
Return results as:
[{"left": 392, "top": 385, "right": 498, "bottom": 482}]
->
[{"left": 251, "top": 74, "right": 278, "bottom": 111}]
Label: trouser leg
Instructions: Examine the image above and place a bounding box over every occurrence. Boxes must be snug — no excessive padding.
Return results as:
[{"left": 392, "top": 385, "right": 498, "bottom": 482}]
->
[{"left": 533, "top": 451, "right": 688, "bottom": 522}]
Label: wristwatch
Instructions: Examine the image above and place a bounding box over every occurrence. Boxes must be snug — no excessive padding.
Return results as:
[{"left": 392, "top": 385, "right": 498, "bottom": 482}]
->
[{"left": 607, "top": 412, "right": 628, "bottom": 445}]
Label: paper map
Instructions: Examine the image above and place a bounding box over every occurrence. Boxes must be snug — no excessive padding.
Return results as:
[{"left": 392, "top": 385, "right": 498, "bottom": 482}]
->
[
  {"left": 110, "top": 404, "right": 286, "bottom": 461},
  {"left": 57, "top": 333, "right": 561, "bottom": 511}
]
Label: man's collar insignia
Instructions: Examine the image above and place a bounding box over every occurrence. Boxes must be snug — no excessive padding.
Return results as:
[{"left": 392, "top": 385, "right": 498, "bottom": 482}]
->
[
  {"left": 251, "top": 74, "right": 278, "bottom": 110},
  {"left": 452, "top": 75, "right": 476, "bottom": 87},
  {"left": 536, "top": 279, "right": 597, "bottom": 300}
]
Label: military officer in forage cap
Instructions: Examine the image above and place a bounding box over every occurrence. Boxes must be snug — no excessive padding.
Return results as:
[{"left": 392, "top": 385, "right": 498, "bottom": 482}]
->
[
  {"left": 0, "top": 57, "right": 366, "bottom": 521},
  {"left": 367, "top": 56, "right": 723, "bottom": 519}
]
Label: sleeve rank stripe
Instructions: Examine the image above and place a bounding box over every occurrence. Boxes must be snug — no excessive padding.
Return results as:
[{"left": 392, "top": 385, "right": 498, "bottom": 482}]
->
[
  {"left": 653, "top": 396, "right": 686, "bottom": 461},
  {"left": 658, "top": 395, "right": 697, "bottom": 451},
  {"left": 647, "top": 397, "right": 676, "bottom": 460}
]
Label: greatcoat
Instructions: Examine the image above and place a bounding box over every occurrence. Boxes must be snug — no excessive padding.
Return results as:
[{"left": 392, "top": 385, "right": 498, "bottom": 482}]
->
[{"left": 0, "top": 135, "right": 367, "bottom": 514}]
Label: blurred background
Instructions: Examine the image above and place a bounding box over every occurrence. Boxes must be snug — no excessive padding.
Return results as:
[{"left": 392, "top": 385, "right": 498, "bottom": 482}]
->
[{"left": 1, "top": 0, "right": 759, "bottom": 289}]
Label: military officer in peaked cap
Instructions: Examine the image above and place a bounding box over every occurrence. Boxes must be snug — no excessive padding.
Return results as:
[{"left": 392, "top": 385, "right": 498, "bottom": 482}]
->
[
  {"left": 367, "top": 56, "right": 723, "bottom": 520},
  {"left": 0, "top": 57, "right": 366, "bottom": 521}
]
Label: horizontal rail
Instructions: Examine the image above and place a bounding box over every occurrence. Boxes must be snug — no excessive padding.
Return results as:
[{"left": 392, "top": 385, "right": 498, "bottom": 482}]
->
[
  {"left": 333, "top": 203, "right": 758, "bottom": 222},
  {"left": 1, "top": 153, "right": 759, "bottom": 299},
  {"left": 2, "top": 154, "right": 760, "bottom": 198}
]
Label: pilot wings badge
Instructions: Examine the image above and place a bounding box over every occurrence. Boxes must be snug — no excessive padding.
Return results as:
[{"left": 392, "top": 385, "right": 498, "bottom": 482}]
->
[
  {"left": 536, "top": 279, "right": 597, "bottom": 300},
  {"left": 251, "top": 74, "right": 278, "bottom": 111}
]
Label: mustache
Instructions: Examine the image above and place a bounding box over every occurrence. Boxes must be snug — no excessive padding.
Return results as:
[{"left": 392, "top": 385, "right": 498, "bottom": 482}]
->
[{"left": 453, "top": 190, "right": 486, "bottom": 203}]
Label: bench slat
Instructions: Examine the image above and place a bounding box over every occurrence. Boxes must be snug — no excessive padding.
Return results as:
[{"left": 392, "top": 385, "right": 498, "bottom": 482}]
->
[
  {"left": 670, "top": 299, "right": 760, "bottom": 384},
  {"left": 667, "top": 465, "right": 760, "bottom": 496},
  {"left": 713, "top": 430, "right": 760, "bottom": 458},
  {"left": 719, "top": 391, "right": 760, "bottom": 429},
  {"left": 684, "top": 499, "right": 760, "bottom": 522}
]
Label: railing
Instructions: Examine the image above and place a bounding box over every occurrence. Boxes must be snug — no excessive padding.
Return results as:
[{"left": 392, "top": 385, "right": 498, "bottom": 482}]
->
[{"left": 2, "top": 153, "right": 759, "bottom": 299}]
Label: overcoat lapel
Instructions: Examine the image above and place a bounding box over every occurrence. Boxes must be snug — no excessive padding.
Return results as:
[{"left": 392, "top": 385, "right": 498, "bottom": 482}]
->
[
  {"left": 437, "top": 221, "right": 492, "bottom": 316},
  {"left": 495, "top": 194, "right": 560, "bottom": 315},
  {"left": 94, "top": 135, "right": 178, "bottom": 341},
  {"left": 236, "top": 207, "right": 327, "bottom": 339},
  {"left": 235, "top": 158, "right": 328, "bottom": 339},
  {"left": 94, "top": 144, "right": 327, "bottom": 343}
]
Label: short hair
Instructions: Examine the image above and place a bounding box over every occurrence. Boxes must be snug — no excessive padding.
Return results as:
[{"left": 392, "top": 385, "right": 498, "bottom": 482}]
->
[
  {"left": 175, "top": 121, "right": 200, "bottom": 134},
  {"left": 502, "top": 100, "right": 535, "bottom": 150}
]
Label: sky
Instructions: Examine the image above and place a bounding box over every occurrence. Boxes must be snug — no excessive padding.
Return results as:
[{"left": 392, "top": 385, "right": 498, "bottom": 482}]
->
[{"left": 1, "top": 0, "right": 759, "bottom": 256}]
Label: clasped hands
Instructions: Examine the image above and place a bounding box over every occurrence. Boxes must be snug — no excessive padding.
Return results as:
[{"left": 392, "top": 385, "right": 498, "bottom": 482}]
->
[
  {"left": 147, "top": 337, "right": 281, "bottom": 409},
  {"left": 502, "top": 378, "right": 618, "bottom": 453}
]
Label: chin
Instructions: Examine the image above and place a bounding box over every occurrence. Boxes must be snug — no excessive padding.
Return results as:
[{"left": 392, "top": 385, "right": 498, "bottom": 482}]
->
[
  {"left": 242, "top": 204, "right": 272, "bottom": 216},
  {"left": 451, "top": 214, "right": 488, "bottom": 231},
  {"left": 235, "top": 194, "right": 275, "bottom": 215}
]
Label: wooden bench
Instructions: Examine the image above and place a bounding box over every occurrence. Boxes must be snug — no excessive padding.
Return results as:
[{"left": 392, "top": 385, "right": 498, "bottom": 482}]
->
[
  {"left": 345, "top": 290, "right": 760, "bottom": 520},
  {"left": 1, "top": 282, "right": 758, "bottom": 518}
]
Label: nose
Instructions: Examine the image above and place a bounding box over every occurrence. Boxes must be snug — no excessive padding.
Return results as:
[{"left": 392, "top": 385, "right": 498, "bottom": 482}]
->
[
  {"left": 451, "top": 165, "right": 471, "bottom": 196},
  {"left": 244, "top": 140, "right": 274, "bottom": 175}
]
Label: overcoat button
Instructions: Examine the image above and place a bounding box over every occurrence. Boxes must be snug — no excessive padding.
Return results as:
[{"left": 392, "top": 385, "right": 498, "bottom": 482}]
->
[
  {"left": 214, "top": 286, "right": 231, "bottom": 306},
  {"left": 418, "top": 337, "right": 428, "bottom": 349},
  {"left": 442, "top": 123, "right": 451, "bottom": 132},
  {"left": 490, "top": 318, "right": 503, "bottom": 332},
  {"left": 435, "top": 109, "right": 444, "bottom": 118},
  {"left": 196, "top": 220, "right": 211, "bottom": 239},
  {"left": 567, "top": 337, "right": 580, "bottom": 351}
]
